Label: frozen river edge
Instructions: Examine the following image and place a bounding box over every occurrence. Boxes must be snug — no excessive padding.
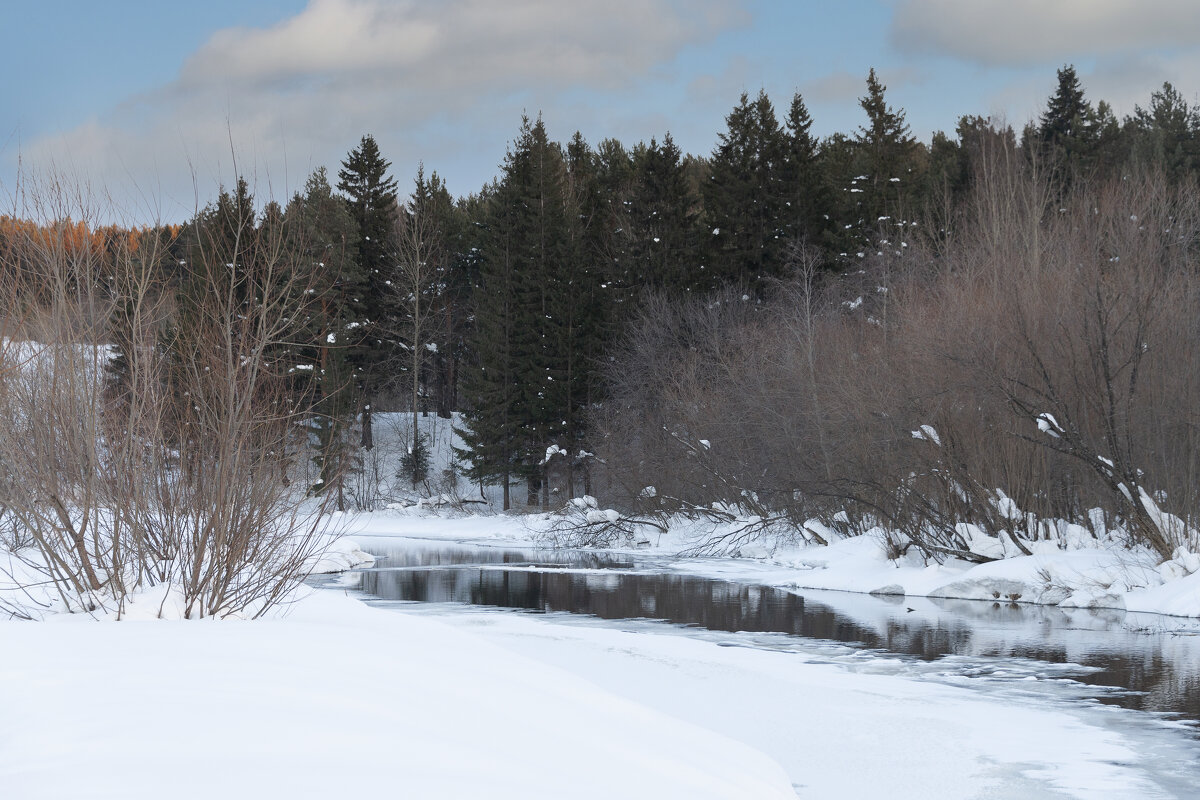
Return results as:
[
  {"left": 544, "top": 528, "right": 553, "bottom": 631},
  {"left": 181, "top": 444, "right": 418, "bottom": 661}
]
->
[{"left": 3, "top": 512, "right": 1199, "bottom": 799}]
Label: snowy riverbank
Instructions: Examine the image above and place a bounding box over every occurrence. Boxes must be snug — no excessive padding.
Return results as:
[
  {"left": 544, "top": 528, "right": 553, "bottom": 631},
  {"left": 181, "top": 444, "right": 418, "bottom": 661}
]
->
[
  {"left": 0, "top": 589, "right": 794, "bottom": 799},
  {"left": 5, "top": 508, "right": 1200, "bottom": 799},
  {"left": 340, "top": 506, "right": 1200, "bottom": 620},
  {"left": 4, "top": 567, "right": 1196, "bottom": 799}
]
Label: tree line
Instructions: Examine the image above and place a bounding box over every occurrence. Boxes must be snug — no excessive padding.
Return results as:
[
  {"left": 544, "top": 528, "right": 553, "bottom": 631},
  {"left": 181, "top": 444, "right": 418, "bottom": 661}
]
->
[{"left": 6, "top": 64, "right": 1200, "bottom": 520}]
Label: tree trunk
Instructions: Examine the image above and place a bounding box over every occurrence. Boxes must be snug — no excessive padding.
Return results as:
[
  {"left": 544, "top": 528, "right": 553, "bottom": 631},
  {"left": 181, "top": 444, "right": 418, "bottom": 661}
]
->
[{"left": 360, "top": 396, "right": 373, "bottom": 451}]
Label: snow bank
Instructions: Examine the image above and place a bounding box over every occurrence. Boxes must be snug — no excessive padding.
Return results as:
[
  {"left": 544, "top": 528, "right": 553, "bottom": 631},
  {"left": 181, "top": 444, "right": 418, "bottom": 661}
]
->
[
  {"left": 305, "top": 536, "right": 375, "bottom": 574},
  {"left": 331, "top": 506, "right": 1200, "bottom": 618},
  {"left": 0, "top": 591, "right": 794, "bottom": 799},
  {"left": 677, "top": 532, "right": 1200, "bottom": 618}
]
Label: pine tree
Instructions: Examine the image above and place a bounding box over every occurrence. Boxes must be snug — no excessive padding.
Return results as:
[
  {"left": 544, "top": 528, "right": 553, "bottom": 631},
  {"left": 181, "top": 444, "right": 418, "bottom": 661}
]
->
[
  {"left": 285, "top": 167, "right": 360, "bottom": 507},
  {"left": 337, "top": 134, "right": 398, "bottom": 451},
  {"left": 1132, "top": 82, "right": 1199, "bottom": 180},
  {"left": 1039, "top": 65, "right": 1090, "bottom": 149},
  {"left": 780, "top": 92, "right": 834, "bottom": 259},
  {"left": 393, "top": 164, "right": 453, "bottom": 487},
  {"left": 854, "top": 69, "right": 920, "bottom": 229},
  {"left": 457, "top": 117, "right": 603, "bottom": 508},
  {"left": 1036, "top": 65, "right": 1094, "bottom": 181},
  {"left": 704, "top": 90, "right": 790, "bottom": 290},
  {"left": 629, "top": 133, "right": 699, "bottom": 291}
]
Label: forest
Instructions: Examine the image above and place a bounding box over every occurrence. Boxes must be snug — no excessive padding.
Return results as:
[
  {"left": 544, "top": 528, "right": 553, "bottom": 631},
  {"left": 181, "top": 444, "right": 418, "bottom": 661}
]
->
[{"left": 3, "top": 64, "right": 1200, "bottom": 617}]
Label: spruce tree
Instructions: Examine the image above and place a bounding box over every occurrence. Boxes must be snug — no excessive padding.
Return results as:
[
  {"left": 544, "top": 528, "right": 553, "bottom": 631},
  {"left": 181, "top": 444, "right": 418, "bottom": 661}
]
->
[
  {"left": 409, "top": 168, "right": 463, "bottom": 420},
  {"left": 285, "top": 167, "right": 360, "bottom": 507},
  {"left": 394, "top": 164, "right": 452, "bottom": 487},
  {"left": 435, "top": 192, "right": 486, "bottom": 418},
  {"left": 560, "top": 132, "right": 611, "bottom": 494},
  {"left": 509, "top": 118, "right": 570, "bottom": 505},
  {"left": 593, "top": 138, "right": 636, "bottom": 299},
  {"left": 704, "top": 90, "right": 790, "bottom": 290},
  {"left": 1039, "top": 65, "right": 1090, "bottom": 149},
  {"left": 780, "top": 92, "right": 834, "bottom": 259},
  {"left": 1132, "top": 82, "right": 1199, "bottom": 180},
  {"left": 337, "top": 134, "right": 398, "bottom": 451},
  {"left": 629, "top": 133, "right": 699, "bottom": 292},
  {"left": 854, "top": 69, "right": 920, "bottom": 230},
  {"left": 456, "top": 120, "right": 544, "bottom": 508},
  {"left": 457, "top": 117, "right": 603, "bottom": 507},
  {"left": 1036, "top": 65, "right": 1095, "bottom": 181},
  {"left": 455, "top": 194, "right": 519, "bottom": 508}
]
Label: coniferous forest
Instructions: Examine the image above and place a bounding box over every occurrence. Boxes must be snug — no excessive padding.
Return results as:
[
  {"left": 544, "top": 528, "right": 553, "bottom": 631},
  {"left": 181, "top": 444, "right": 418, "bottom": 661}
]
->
[{"left": 5, "top": 64, "right": 1200, "bottom": 604}]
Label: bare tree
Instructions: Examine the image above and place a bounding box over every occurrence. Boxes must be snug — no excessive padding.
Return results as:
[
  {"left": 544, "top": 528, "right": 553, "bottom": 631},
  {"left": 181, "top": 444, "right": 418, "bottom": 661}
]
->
[
  {"left": 390, "top": 174, "right": 444, "bottom": 489},
  {"left": 0, "top": 174, "right": 340, "bottom": 619}
]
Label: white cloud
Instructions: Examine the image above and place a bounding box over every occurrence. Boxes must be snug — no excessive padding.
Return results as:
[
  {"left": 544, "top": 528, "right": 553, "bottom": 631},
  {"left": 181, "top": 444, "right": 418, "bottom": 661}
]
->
[
  {"left": 890, "top": 0, "right": 1200, "bottom": 66},
  {"left": 179, "top": 0, "right": 736, "bottom": 93},
  {"left": 17, "top": 0, "right": 745, "bottom": 220}
]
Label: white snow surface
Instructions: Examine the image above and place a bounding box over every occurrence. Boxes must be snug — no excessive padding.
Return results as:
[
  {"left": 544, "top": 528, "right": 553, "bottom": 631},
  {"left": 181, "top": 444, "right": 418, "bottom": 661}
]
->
[
  {"left": 6, "top": 506, "right": 1200, "bottom": 798},
  {"left": 417, "top": 605, "right": 1183, "bottom": 800},
  {"left": 0, "top": 590, "right": 794, "bottom": 799}
]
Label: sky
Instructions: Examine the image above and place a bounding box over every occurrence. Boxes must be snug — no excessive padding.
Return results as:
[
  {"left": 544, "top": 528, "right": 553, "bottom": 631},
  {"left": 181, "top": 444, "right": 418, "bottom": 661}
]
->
[{"left": 2, "top": 0, "right": 1199, "bottom": 223}]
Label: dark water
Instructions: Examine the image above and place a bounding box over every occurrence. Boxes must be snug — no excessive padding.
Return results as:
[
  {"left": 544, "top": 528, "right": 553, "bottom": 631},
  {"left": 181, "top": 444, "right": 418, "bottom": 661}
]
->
[{"left": 351, "top": 540, "right": 1200, "bottom": 729}]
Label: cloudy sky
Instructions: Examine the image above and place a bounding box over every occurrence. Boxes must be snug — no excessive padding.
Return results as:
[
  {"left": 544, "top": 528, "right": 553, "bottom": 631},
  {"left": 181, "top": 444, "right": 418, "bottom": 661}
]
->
[{"left": 2, "top": 0, "right": 1198, "bottom": 221}]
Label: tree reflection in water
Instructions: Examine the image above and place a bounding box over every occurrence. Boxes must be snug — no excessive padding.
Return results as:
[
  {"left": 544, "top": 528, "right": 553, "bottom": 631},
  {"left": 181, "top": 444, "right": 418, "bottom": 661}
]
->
[{"left": 354, "top": 542, "right": 1200, "bottom": 727}]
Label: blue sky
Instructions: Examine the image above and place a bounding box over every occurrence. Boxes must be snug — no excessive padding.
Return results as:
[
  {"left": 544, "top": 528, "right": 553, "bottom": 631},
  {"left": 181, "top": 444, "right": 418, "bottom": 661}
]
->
[{"left": 3, "top": 0, "right": 1198, "bottom": 222}]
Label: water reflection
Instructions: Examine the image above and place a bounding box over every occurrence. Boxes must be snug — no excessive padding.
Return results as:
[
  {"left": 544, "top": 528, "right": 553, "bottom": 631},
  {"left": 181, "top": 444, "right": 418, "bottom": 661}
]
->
[
  {"left": 364, "top": 565, "right": 812, "bottom": 635},
  {"left": 354, "top": 541, "right": 1200, "bottom": 727}
]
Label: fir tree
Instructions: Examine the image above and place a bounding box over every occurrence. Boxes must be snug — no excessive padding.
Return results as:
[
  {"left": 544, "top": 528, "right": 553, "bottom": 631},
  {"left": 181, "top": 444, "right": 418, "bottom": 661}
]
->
[
  {"left": 285, "top": 167, "right": 360, "bottom": 507},
  {"left": 337, "top": 134, "right": 398, "bottom": 451},
  {"left": 780, "top": 92, "right": 834, "bottom": 258},
  {"left": 704, "top": 90, "right": 790, "bottom": 290},
  {"left": 1036, "top": 65, "right": 1095, "bottom": 181},
  {"left": 458, "top": 117, "right": 604, "bottom": 507},
  {"left": 854, "top": 69, "right": 920, "bottom": 230},
  {"left": 629, "top": 133, "right": 699, "bottom": 291},
  {"left": 1132, "top": 82, "right": 1199, "bottom": 180}
]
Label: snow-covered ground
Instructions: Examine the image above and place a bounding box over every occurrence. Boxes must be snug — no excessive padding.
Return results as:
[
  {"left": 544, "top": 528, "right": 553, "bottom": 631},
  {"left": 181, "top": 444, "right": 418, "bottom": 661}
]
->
[
  {"left": 402, "top": 603, "right": 1199, "bottom": 799},
  {"left": 5, "top": 507, "right": 1200, "bottom": 798},
  {"left": 6, "top": 406, "right": 1200, "bottom": 798},
  {"left": 0, "top": 589, "right": 794, "bottom": 799},
  {"left": 342, "top": 511, "right": 1200, "bottom": 796}
]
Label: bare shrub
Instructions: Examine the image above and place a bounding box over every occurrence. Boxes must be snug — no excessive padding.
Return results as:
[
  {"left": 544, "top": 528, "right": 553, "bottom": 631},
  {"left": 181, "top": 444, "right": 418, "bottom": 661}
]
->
[
  {"left": 597, "top": 152, "right": 1200, "bottom": 562},
  {"left": 0, "top": 176, "right": 339, "bottom": 619}
]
